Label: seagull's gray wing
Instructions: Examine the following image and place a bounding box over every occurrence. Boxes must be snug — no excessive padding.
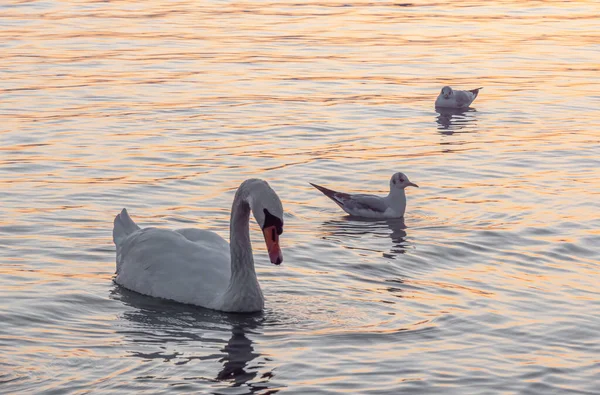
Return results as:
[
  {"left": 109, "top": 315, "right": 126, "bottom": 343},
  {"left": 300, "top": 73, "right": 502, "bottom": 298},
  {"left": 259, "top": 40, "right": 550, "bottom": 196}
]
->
[
  {"left": 455, "top": 87, "right": 482, "bottom": 108},
  {"left": 454, "top": 90, "right": 475, "bottom": 108},
  {"left": 310, "top": 183, "right": 388, "bottom": 213},
  {"left": 345, "top": 194, "right": 389, "bottom": 213}
]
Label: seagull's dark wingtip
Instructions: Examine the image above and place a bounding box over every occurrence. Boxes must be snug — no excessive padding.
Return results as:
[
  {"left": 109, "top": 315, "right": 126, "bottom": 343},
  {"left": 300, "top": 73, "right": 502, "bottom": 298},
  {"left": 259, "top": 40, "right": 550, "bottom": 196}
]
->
[
  {"left": 309, "top": 182, "right": 339, "bottom": 200},
  {"left": 469, "top": 87, "right": 483, "bottom": 98}
]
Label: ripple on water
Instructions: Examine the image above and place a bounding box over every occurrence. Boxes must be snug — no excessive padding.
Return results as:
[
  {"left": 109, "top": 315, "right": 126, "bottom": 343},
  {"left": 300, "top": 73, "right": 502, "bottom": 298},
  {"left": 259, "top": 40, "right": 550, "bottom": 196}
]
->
[{"left": 1, "top": 0, "right": 600, "bottom": 394}]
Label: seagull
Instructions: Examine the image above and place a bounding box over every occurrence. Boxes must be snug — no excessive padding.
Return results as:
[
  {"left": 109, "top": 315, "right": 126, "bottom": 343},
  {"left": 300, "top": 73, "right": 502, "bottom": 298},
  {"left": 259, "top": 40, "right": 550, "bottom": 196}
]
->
[
  {"left": 310, "top": 172, "right": 418, "bottom": 219},
  {"left": 435, "top": 86, "right": 482, "bottom": 109}
]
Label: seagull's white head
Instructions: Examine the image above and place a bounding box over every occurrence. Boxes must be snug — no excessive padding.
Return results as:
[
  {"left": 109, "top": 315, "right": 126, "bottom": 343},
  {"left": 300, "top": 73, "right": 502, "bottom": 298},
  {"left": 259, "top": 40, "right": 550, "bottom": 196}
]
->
[
  {"left": 440, "top": 86, "right": 454, "bottom": 99},
  {"left": 390, "top": 172, "right": 419, "bottom": 190}
]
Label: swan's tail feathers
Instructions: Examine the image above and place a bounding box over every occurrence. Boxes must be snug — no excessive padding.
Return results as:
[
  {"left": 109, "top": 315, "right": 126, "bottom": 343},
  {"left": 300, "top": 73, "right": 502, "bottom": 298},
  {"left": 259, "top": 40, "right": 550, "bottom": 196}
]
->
[{"left": 113, "top": 208, "right": 140, "bottom": 246}]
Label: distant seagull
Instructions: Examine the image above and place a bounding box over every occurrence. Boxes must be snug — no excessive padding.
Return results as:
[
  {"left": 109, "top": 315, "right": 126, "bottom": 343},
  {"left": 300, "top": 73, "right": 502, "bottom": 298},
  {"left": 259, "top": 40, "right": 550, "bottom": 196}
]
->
[
  {"left": 310, "top": 172, "right": 418, "bottom": 219},
  {"left": 435, "top": 86, "right": 482, "bottom": 108}
]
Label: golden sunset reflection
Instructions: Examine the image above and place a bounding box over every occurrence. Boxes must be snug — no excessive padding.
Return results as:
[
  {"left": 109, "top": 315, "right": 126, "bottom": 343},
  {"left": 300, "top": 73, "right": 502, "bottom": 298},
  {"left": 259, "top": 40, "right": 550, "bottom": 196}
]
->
[{"left": 1, "top": 0, "right": 599, "bottom": 393}]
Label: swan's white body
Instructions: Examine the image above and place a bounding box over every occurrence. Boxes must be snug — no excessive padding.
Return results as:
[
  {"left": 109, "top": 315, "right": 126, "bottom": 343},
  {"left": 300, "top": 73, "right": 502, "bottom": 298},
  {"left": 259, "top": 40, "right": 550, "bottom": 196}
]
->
[
  {"left": 310, "top": 172, "right": 418, "bottom": 219},
  {"left": 113, "top": 179, "right": 284, "bottom": 313},
  {"left": 435, "top": 86, "right": 482, "bottom": 109}
]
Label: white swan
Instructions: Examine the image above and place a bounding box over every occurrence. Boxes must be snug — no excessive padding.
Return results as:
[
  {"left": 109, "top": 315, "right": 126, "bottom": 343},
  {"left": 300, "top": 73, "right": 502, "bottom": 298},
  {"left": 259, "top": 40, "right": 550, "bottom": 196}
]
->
[{"left": 112, "top": 179, "right": 284, "bottom": 313}]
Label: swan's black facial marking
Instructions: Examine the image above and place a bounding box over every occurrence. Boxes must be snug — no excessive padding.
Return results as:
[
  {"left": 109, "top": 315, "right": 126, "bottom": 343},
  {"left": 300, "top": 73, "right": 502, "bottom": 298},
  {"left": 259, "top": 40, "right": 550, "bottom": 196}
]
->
[{"left": 263, "top": 208, "right": 283, "bottom": 235}]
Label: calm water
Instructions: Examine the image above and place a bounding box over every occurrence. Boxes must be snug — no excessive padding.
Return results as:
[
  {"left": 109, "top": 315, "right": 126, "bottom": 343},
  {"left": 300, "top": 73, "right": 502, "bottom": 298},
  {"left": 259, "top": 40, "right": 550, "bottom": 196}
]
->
[{"left": 1, "top": 1, "right": 599, "bottom": 393}]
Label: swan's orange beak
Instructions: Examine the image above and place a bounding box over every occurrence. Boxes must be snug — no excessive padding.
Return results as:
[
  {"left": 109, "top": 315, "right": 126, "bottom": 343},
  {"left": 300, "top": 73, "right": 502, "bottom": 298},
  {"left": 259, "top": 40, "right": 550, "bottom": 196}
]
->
[{"left": 263, "top": 225, "right": 283, "bottom": 265}]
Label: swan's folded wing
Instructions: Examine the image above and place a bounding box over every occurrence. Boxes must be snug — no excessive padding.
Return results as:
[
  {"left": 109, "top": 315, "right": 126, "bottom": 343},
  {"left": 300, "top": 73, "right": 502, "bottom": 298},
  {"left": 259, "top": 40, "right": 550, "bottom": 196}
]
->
[
  {"left": 115, "top": 228, "right": 230, "bottom": 304},
  {"left": 176, "top": 228, "right": 229, "bottom": 248},
  {"left": 119, "top": 228, "right": 186, "bottom": 271}
]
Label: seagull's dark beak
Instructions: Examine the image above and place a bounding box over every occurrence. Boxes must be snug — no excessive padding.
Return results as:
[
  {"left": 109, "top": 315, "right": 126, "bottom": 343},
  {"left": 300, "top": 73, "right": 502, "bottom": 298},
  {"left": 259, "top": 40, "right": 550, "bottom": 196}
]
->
[
  {"left": 262, "top": 225, "right": 283, "bottom": 265},
  {"left": 443, "top": 94, "right": 449, "bottom": 99},
  {"left": 408, "top": 181, "right": 419, "bottom": 188}
]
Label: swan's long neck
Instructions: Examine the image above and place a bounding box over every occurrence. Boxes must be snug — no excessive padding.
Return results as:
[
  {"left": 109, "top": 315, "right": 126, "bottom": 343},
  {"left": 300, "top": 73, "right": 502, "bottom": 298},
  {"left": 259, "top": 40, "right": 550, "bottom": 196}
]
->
[
  {"left": 221, "top": 187, "right": 263, "bottom": 312},
  {"left": 229, "top": 193, "right": 255, "bottom": 279},
  {"left": 387, "top": 188, "right": 407, "bottom": 216}
]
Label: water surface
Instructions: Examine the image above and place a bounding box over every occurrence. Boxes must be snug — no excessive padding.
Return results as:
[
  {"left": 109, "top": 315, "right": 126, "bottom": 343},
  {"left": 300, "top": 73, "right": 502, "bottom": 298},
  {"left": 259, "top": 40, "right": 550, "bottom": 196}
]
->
[{"left": 1, "top": 1, "right": 599, "bottom": 394}]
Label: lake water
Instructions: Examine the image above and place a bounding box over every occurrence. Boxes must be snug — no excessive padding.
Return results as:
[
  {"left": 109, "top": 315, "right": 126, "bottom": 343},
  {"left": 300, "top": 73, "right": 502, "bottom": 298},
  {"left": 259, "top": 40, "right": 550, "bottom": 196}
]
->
[{"left": 1, "top": 1, "right": 599, "bottom": 394}]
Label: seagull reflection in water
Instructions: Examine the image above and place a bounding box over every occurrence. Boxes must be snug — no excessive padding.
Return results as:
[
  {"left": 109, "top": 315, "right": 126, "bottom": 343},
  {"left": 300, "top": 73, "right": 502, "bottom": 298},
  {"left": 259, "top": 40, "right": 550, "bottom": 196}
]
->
[
  {"left": 435, "top": 107, "right": 478, "bottom": 135},
  {"left": 110, "top": 287, "right": 279, "bottom": 393},
  {"left": 319, "top": 217, "right": 410, "bottom": 258}
]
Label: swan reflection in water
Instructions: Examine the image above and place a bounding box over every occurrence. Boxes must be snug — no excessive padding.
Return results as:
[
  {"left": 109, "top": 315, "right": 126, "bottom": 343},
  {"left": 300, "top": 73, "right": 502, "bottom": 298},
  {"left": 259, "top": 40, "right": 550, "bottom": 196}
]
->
[
  {"left": 435, "top": 107, "right": 478, "bottom": 135},
  {"left": 319, "top": 217, "right": 410, "bottom": 258},
  {"left": 110, "top": 287, "right": 279, "bottom": 393}
]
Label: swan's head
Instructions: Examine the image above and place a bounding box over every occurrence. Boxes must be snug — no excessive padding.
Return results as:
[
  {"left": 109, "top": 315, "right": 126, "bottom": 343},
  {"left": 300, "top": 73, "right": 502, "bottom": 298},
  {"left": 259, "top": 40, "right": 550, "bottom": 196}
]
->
[
  {"left": 390, "top": 172, "right": 419, "bottom": 190},
  {"left": 244, "top": 179, "right": 284, "bottom": 265},
  {"left": 440, "top": 86, "right": 453, "bottom": 99}
]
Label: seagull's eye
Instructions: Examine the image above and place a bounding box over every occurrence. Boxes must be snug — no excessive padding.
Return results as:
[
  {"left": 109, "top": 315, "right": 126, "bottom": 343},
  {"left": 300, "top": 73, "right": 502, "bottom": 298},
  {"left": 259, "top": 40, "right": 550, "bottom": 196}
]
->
[{"left": 400, "top": 178, "right": 405, "bottom": 183}]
